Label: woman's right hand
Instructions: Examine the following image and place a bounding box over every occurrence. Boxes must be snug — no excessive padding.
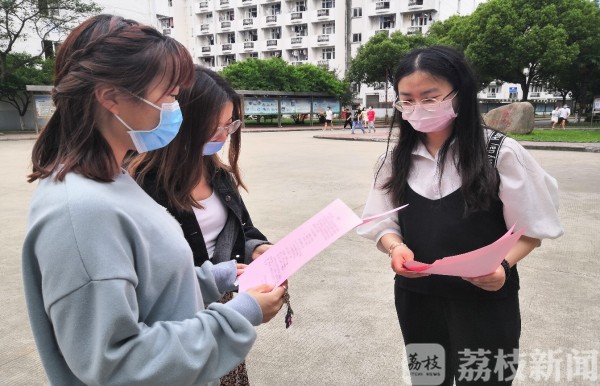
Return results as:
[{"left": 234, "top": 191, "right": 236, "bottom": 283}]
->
[
  {"left": 246, "top": 284, "right": 286, "bottom": 323},
  {"left": 390, "top": 244, "right": 429, "bottom": 279}
]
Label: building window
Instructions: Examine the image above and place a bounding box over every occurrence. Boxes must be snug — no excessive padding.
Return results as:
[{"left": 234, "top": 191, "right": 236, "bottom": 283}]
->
[
  {"left": 321, "top": 0, "right": 335, "bottom": 8},
  {"left": 270, "top": 27, "right": 281, "bottom": 39},
  {"left": 293, "top": 24, "right": 307, "bottom": 36},
  {"left": 249, "top": 52, "right": 259, "bottom": 59},
  {"left": 247, "top": 7, "right": 257, "bottom": 18},
  {"left": 411, "top": 13, "right": 430, "bottom": 26},
  {"left": 38, "top": 0, "right": 60, "bottom": 16},
  {"left": 268, "top": 4, "right": 281, "bottom": 15},
  {"left": 352, "top": 7, "right": 362, "bottom": 18},
  {"left": 41, "top": 40, "right": 57, "bottom": 58},
  {"left": 380, "top": 15, "right": 395, "bottom": 29},
  {"left": 322, "top": 47, "right": 335, "bottom": 60},
  {"left": 322, "top": 22, "right": 335, "bottom": 35},
  {"left": 168, "top": 0, "right": 172, "bottom": 6},
  {"left": 220, "top": 10, "right": 234, "bottom": 21},
  {"left": 226, "top": 33, "right": 235, "bottom": 43},
  {"left": 294, "top": 1, "right": 306, "bottom": 12},
  {"left": 158, "top": 16, "right": 174, "bottom": 29},
  {"left": 352, "top": 33, "right": 361, "bottom": 43}
]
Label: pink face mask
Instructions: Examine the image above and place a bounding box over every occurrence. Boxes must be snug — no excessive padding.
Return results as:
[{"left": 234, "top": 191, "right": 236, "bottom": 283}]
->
[{"left": 402, "top": 98, "right": 457, "bottom": 133}]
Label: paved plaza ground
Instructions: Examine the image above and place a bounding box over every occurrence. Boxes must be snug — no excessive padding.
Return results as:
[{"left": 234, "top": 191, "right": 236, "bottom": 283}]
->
[{"left": 1, "top": 131, "right": 599, "bottom": 385}]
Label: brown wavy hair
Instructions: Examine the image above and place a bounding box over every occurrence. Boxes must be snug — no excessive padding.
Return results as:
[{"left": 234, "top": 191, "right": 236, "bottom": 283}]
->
[
  {"left": 28, "top": 14, "right": 194, "bottom": 183},
  {"left": 128, "top": 66, "right": 245, "bottom": 212}
]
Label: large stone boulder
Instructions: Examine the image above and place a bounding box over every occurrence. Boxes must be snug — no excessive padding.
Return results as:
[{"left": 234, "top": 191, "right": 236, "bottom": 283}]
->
[{"left": 482, "top": 102, "right": 534, "bottom": 134}]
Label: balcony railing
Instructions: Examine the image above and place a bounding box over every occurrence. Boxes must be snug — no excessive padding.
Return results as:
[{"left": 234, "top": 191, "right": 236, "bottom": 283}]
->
[
  {"left": 375, "top": 29, "right": 389, "bottom": 36},
  {"left": 291, "top": 12, "right": 303, "bottom": 20},
  {"left": 199, "top": 1, "right": 208, "bottom": 9},
  {"left": 266, "top": 39, "right": 278, "bottom": 47},
  {"left": 222, "top": 43, "right": 233, "bottom": 51},
  {"left": 529, "top": 92, "right": 540, "bottom": 98},
  {"left": 220, "top": 0, "right": 230, "bottom": 6},
  {"left": 266, "top": 15, "right": 277, "bottom": 23},
  {"left": 244, "top": 42, "right": 254, "bottom": 49},
  {"left": 317, "top": 9, "right": 330, "bottom": 17},
  {"left": 221, "top": 21, "right": 232, "bottom": 29},
  {"left": 163, "top": 28, "right": 171, "bottom": 35},
  {"left": 487, "top": 92, "right": 497, "bottom": 98},
  {"left": 201, "top": 46, "right": 211, "bottom": 53},
  {"left": 291, "top": 37, "right": 303, "bottom": 45},
  {"left": 317, "top": 34, "right": 330, "bottom": 43},
  {"left": 243, "top": 18, "right": 254, "bottom": 26},
  {"left": 375, "top": 1, "right": 390, "bottom": 10},
  {"left": 407, "top": 26, "right": 422, "bottom": 34},
  {"left": 200, "top": 24, "right": 210, "bottom": 32},
  {"left": 409, "top": 0, "right": 424, "bottom": 6},
  {"left": 317, "top": 60, "right": 330, "bottom": 67}
]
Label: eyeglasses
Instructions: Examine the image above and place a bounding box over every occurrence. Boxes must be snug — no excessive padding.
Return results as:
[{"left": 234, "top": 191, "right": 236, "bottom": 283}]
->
[
  {"left": 394, "top": 90, "right": 458, "bottom": 113},
  {"left": 210, "top": 119, "right": 241, "bottom": 140}
]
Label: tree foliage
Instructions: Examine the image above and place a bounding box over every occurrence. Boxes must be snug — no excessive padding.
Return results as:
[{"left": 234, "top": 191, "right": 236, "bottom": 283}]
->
[
  {"left": 0, "top": 0, "right": 101, "bottom": 125},
  {"left": 0, "top": 53, "right": 54, "bottom": 128},
  {"left": 434, "top": 0, "right": 599, "bottom": 102},
  {"left": 219, "top": 57, "right": 349, "bottom": 100},
  {"left": 0, "top": 0, "right": 101, "bottom": 81},
  {"left": 345, "top": 31, "right": 435, "bottom": 89}
]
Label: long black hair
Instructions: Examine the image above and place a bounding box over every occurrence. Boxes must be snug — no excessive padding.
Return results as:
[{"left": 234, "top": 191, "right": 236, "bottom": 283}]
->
[{"left": 380, "top": 46, "right": 498, "bottom": 213}]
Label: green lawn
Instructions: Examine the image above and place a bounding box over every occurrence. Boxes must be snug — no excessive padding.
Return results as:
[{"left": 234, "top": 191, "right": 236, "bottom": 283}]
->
[{"left": 508, "top": 129, "right": 600, "bottom": 142}]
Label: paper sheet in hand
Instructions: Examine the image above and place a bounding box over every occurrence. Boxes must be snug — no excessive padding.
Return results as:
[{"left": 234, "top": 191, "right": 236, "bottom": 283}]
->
[
  {"left": 237, "top": 199, "right": 407, "bottom": 292},
  {"left": 403, "top": 225, "right": 525, "bottom": 278}
]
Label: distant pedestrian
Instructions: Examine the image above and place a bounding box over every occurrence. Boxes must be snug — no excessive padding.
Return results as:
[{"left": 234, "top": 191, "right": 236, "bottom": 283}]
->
[
  {"left": 367, "top": 106, "right": 376, "bottom": 133},
  {"left": 343, "top": 108, "right": 352, "bottom": 129},
  {"left": 558, "top": 104, "right": 571, "bottom": 129},
  {"left": 324, "top": 106, "right": 334, "bottom": 130},
  {"left": 351, "top": 106, "right": 365, "bottom": 134},
  {"left": 550, "top": 106, "right": 560, "bottom": 129}
]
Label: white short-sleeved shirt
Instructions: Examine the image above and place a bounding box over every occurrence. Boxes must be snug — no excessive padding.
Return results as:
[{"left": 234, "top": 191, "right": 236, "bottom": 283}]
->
[{"left": 357, "top": 131, "right": 563, "bottom": 244}]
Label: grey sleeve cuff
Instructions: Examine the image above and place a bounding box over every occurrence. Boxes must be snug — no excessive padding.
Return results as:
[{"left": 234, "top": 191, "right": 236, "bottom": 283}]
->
[
  {"left": 210, "top": 260, "right": 238, "bottom": 293},
  {"left": 244, "top": 239, "right": 272, "bottom": 264},
  {"left": 224, "top": 292, "right": 263, "bottom": 326}
]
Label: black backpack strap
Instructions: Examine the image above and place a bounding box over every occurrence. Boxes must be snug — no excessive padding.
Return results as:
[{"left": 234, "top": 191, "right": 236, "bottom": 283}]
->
[{"left": 486, "top": 129, "right": 507, "bottom": 168}]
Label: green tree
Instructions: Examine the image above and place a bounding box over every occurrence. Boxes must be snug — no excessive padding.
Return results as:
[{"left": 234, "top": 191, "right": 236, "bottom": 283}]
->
[
  {"left": 0, "top": 53, "right": 54, "bottom": 129},
  {"left": 346, "top": 31, "right": 435, "bottom": 89},
  {"left": 0, "top": 0, "right": 101, "bottom": 81},
  {"left": 0, "top": 0, "right": 101, "bottom": 126},
  {"left": 542, "top": 0, "right": 600, "bottom": 113},
  {"left": 220, "top": 57, "right": 348, "bottom": 97},
  {"left": 440, "top": 0, "right": 599, "bottom": 101}
]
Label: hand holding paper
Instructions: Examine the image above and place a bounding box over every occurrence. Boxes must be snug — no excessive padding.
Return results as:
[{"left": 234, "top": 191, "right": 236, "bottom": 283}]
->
[
  {"left": 237, "top": 199, "right": 407, "bottom": 292},
  {"left": 402, "top": 225, "right": 525, "bottom": 278}
]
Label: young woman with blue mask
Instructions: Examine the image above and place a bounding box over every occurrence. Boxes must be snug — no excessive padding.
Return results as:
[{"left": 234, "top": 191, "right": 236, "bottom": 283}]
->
[
  {"left": 23, "top": 15, "right": 285, "bottom": 386},
  {"left": 128, "top": 66, "right": 277, "bottom": 386},
  {"left": 357, "top": 46, "right": 563, "bottom": 385}
]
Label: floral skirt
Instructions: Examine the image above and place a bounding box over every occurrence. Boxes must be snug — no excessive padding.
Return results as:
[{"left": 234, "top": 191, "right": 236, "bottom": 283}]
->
[{"left": 219, "top": 292, "right": 250, "bottom": 386}]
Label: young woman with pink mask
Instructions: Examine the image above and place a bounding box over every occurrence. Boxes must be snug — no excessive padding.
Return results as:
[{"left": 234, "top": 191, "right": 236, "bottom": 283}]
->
[{"left": 357, "top": 46, "right": 562, "bottom": 385}]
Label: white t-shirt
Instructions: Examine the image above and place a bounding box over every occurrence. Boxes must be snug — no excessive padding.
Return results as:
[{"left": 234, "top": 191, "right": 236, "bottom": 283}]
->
[
  {"left": 325, "top": 109, "right": 333, "bottom": 120},
  {"left": 193, "top": 191, "right": 228, "bottom": 258},
  {"left": 559, "top": 107, "right": 570, "bottom": 119}
]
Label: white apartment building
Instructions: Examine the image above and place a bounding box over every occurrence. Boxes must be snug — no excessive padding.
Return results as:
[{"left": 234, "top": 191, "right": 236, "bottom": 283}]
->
[
  {"left": 185, "top": 0, "right": 486, "bottom": 109},
  {"left": 3, "top": 0, "right": 565, "bottom": 130}
]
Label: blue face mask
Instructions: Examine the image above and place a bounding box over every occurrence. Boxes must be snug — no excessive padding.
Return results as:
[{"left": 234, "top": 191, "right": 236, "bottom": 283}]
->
[
  {"left": 203, "top": 141, "right": 225, "bottom": 156},
  {"left": 115, "top": 97, "right": 183, "bottom": 153}
]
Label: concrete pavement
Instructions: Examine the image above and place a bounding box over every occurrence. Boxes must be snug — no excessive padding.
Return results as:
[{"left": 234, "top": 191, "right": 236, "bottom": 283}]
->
[{"left": 1, "top": 132, "right": 599, "bottom": 385}]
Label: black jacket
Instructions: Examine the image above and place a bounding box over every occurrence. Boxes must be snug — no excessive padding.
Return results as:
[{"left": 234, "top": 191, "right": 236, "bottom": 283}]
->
[{"left": 139, "top": 168, "right": 270, "bottom": 267}]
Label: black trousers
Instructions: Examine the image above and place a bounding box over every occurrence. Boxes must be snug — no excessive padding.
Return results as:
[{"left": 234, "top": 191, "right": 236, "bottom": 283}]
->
[{"left": 395, "top": 284, "right": 521, "bottom": 386}]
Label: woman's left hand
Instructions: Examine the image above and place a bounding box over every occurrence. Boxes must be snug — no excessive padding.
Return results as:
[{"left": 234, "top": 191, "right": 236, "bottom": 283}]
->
[
  {"left": 251, "top": 244, "right": 272, "bottom": 260},
  {"left": 463, "top": 266, "right": 506, "bottom": 291},
  {"left": 236, "top": 263, "right": 247, "bottom": 277}
]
